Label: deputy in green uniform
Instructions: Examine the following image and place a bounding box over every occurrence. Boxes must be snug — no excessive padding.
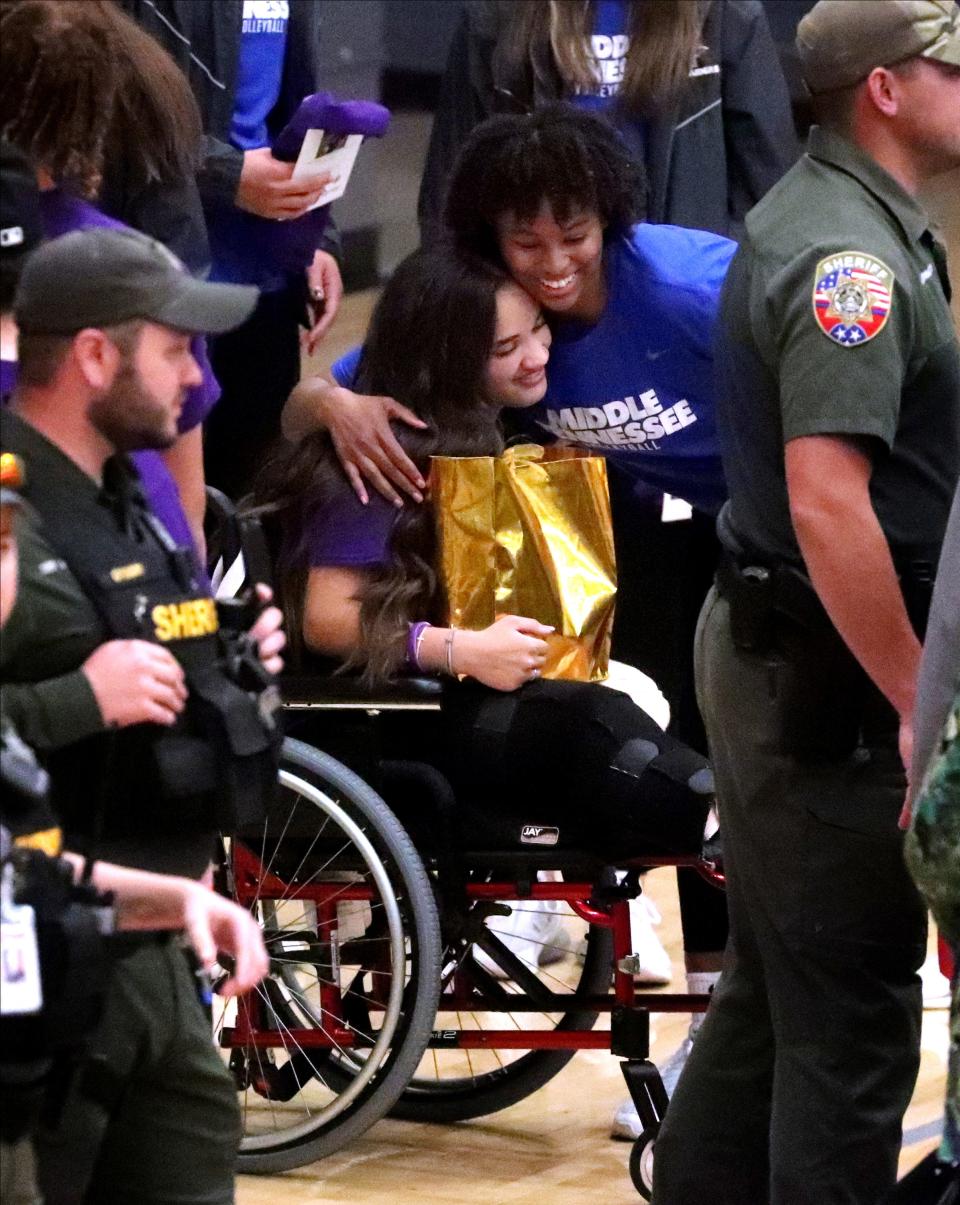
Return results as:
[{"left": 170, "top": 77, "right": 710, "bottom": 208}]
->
[
  {"left": 0, "top": 228, "right": 284, "bottom": 1205},
  {"left": 653, "top": 3, "right": 960, "bottom": 1203}
]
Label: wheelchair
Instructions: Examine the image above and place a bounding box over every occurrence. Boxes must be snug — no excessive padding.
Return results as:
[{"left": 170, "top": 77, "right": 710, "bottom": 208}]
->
[
  {"left": 213, "top": 676, "right": 722, "bottom": 1199},
  {"left": 205, "top": 489, "right": 723, "bottom": 1199}
]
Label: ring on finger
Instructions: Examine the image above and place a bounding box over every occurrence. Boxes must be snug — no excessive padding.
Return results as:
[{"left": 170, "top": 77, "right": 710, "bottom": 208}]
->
[{"left": 530, "top": 667, "right": 541, "bottom": 679}]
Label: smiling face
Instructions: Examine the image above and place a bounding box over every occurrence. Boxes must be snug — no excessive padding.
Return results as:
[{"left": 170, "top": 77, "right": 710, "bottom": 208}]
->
[
  {"left": 483, "top": 282, "right": 552, "bottom": 409},
  {"left": 495, "top": 202, "right": 606, "bottom": 323}
]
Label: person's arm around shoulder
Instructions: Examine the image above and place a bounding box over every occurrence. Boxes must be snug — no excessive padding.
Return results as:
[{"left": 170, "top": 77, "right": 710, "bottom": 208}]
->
[
  {"left": 304, "top": 564, "right": 552, "bottom": 692},
  {"left": 281, "top": 363, "right": 428, "bottom": 507}
]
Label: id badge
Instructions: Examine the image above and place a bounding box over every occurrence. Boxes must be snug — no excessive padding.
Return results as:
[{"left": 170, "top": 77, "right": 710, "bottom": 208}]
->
[{"left": 1, "top": 902, "right": 43, "bottom": 1015}]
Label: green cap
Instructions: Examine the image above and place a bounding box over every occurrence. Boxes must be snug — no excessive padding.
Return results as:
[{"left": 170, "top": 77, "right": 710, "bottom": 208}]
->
[
  {"left": 14, "top": 227, "right": 258, "bottom": 336},
  {"left": 798, "top": 0, "right": 960, "bottom": 94}
]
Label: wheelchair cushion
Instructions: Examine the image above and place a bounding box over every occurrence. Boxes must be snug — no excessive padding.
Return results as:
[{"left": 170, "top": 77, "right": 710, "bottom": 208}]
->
[{"left": 438, "top": 678, "right": 713, "bottom": 860}]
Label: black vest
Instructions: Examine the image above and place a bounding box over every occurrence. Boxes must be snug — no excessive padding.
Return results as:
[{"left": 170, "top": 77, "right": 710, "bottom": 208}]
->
[{"left": 21, "top": 456, "right": 280, "bottom": 847}]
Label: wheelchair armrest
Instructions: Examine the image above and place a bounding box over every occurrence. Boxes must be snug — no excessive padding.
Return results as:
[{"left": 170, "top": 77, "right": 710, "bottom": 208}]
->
[{"left": 281, "top": 674, "right": 444, "bottom": 710}]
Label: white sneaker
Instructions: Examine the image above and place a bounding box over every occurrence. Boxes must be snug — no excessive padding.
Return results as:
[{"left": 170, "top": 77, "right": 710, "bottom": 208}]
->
[
  {"left": 627, "top": 895, "right": 673, "bottom": 986},
  {"left": 473, "top": 900, "right": 570, "bottom": 979}
]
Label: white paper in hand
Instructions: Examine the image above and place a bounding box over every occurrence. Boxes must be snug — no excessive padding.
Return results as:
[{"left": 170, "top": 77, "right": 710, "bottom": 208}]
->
[{"left": 292, "top": 130, "right": 364, "bottom": 209}]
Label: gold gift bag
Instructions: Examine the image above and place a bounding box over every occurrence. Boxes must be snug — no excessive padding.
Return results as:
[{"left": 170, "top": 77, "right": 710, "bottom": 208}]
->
[{"left": 431, "top": 444, "right": 617, "bottom": 681}]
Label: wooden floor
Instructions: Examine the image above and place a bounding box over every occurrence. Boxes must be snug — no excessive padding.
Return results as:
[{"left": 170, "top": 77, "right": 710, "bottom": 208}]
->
[{"left": 235, "top": 866, "right": 950, "bottom": 1205}]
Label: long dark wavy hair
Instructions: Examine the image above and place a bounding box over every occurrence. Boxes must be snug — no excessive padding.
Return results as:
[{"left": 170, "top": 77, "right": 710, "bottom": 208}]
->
[
  {"left": 0, "top": 0, "right": 201, "bottom": 199},
  {"left": 496, "top": 0, "right": 704, "bottom": 117},
  {"left": 444, "top": 104, "right": 646, "bottom": 266},
  {"left": 254, "top": 248, "right": 513, "bottom": 682}
]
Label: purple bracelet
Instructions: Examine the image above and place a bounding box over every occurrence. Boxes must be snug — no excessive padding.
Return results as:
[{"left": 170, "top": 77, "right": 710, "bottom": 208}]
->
[{"left": 406, "top": 621, "right": 431, "bottom": 671}]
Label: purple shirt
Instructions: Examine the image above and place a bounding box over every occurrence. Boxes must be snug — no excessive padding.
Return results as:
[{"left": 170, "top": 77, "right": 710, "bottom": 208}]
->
[
  {"left": 283, "top": 345, "right": 397, "bottom": 568},
  {"left": 282, "top": 478, "right": 396, "bottom": 571},
  {"left": 23, "top": 191, "right": 223, "bottom": 551}
]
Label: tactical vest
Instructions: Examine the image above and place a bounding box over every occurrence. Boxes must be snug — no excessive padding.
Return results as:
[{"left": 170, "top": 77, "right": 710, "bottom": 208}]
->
[{"left": 22, "top": 457, "right": 281, "bottom": 845}]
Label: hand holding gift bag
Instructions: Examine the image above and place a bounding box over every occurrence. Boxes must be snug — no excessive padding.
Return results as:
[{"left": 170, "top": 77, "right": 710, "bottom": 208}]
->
[{"left": 431, "top": 445, "right": 617, "bottom": 682}]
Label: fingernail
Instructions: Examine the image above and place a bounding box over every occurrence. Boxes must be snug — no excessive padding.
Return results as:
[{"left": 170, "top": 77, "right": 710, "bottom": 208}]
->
[{"left": 412, "top": 492, "right": 423, "bottom": 503}]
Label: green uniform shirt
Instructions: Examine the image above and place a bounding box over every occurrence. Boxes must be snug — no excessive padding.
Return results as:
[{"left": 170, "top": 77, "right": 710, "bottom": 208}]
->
[
  {"left": 0, "top": 412, "right": 214, "bottom": 877},
  {"left": 716, "top": 126, "right": 960, "bottom": 568}
]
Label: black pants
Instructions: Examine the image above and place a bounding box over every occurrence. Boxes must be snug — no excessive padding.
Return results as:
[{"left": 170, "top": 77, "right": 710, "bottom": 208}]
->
[
  {"left": 609, "top": 479, "right": 728, "bottom": 954},
  {"left": 438, "top": 677, "right": 713, "bottom": 861},
  {"left": 653, "top": 589, "right": 926, "bottom": 1205},
  {"left": 205, "top": 280, "right": 305, "bottom": 502}
]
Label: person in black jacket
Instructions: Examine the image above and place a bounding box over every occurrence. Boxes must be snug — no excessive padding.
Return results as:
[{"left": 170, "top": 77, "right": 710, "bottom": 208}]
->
[
  {"left": 418, "top": 0, "right": 798, "bottom": 246},
  {"left": 118, "top": 0, "right": 345, "bottom": 500}
]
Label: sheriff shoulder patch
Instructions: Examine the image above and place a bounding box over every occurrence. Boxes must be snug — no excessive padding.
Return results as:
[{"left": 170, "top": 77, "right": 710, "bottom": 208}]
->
[{"left": 812, "top": 251, "right": 894, "bottom": 346}]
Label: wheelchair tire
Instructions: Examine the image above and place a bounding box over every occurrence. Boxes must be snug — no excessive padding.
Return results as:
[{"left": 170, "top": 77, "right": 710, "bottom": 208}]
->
[
  {"left": 629, "top": 1126, "right": 658, "bottom": 1200},
  {"left": 387, "top": 906, "right": 614, "bottom": 1123},
  {"left": 218, "top": 738, "right": 441, "bottom": 1174}
]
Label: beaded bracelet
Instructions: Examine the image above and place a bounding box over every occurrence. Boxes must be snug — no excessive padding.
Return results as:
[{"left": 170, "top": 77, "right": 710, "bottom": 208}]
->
[{"left": 406, "top": 621, "right": 431, "bottom": 671}]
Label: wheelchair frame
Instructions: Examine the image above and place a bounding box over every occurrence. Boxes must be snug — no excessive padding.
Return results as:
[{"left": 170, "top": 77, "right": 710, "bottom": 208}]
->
[{"left": 217, "top": 678, "right": 723, "bottom": 1200}]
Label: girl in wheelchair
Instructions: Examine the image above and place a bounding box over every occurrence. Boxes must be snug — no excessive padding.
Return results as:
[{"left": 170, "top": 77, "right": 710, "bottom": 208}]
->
[{"left": 255, "top": 245, "right": 717, "bottom": 888}]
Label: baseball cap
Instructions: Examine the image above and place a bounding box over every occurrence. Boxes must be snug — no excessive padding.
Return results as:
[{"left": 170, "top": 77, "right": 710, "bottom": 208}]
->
[
  {"left": 798, "top": 0, "right": 960, "bottom": 94},
  {"left": 14, "top": 227, "right": 258, "bottom": 336},
  {"left": 0, "top": 141, "right": 43, "bottom": 266}
]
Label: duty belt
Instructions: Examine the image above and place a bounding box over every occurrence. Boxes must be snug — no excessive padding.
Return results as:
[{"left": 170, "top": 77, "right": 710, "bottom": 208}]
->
[{"left": 715, "top": 552, "right": 833, "bottom": 635}]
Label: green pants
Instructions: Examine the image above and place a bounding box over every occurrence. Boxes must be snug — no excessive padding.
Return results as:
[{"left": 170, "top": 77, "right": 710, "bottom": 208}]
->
[
  {"left": 34, "top": 939, "right": 240, "bottom": 1205},
  {"left": 654, "top": 589, "right": 926, "bottom": 1205}
]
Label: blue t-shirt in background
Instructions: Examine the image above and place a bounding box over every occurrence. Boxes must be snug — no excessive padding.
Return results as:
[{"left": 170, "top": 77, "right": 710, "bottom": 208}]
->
[
  {"left": 525, "top": 225, "right": 735, "bottom": 515},
  {"left": 230, "top": 1, "right": 290, "bottom": 150},
  {"left": 570, "top": 0, "right": 631, "bottom": 111}
]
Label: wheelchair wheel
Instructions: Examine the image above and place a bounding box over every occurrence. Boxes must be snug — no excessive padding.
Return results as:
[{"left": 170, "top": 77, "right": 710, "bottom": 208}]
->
[
  {"left": 629, "top": 1125, "right": 658, "bottom": 1200},
  {"left": 214, "top": 738, "right": 441, "bottom": 1173},
  {"left": 387, "top": 884, "right": 614, "bottom": 1123}
]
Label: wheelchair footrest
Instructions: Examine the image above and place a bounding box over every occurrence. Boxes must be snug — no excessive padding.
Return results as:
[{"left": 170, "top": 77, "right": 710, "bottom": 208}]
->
[{"left": 620, "top": 1057, "right": 669, "bottom": 1130}]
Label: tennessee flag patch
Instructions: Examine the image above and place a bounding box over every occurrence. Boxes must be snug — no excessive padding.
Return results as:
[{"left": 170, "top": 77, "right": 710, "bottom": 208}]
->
[{"left": 812, "top": 251, "right": 894, "bottom": 346}]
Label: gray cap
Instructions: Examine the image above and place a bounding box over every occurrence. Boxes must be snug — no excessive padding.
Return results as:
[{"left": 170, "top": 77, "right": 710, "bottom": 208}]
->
[
  {"left": 798, "top": 0, "right": 960, "bottom": 94},
  {"left": 14, "top": 227, "right": 258, "bottom": 336}
]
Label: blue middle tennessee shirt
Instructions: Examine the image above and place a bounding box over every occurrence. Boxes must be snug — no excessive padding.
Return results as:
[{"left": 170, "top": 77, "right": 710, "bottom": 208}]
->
[
  {"left": 526, "top": 225, "right": 735, "bottom": 514},
  {"left": 571, "top": 0, "right": 631, "bottom": 111}
]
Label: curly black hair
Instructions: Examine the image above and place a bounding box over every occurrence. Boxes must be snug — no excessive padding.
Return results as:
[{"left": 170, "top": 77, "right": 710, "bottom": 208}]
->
[{"left": 443, "top": 104, "right": 646, "bottom": 264}]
